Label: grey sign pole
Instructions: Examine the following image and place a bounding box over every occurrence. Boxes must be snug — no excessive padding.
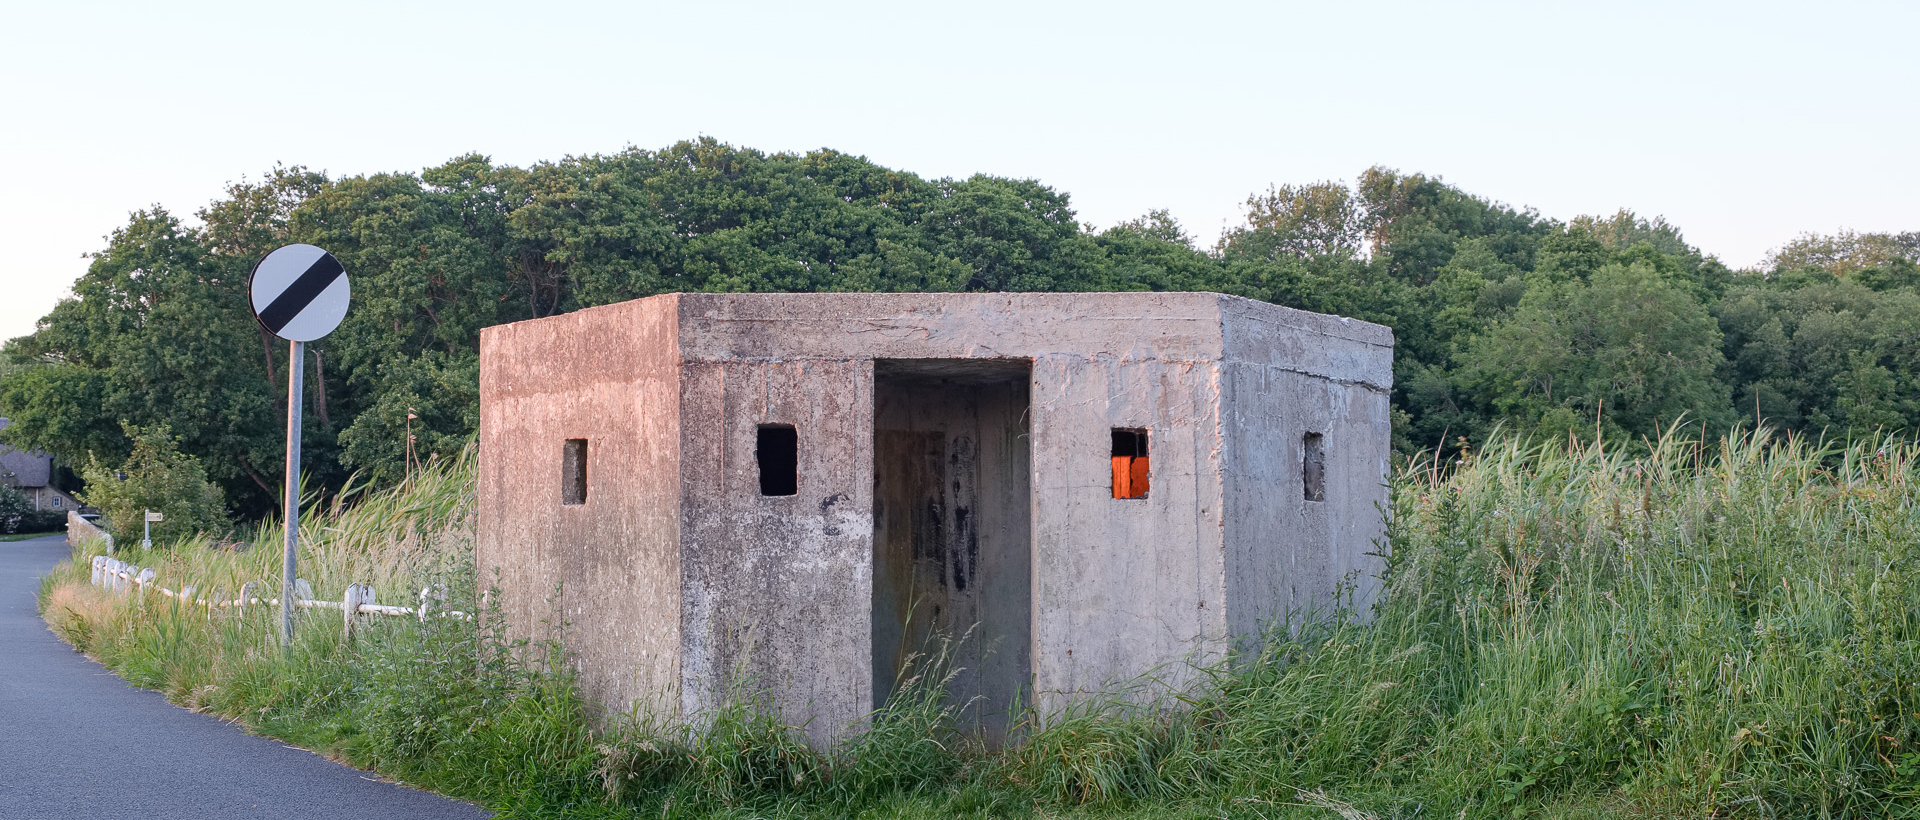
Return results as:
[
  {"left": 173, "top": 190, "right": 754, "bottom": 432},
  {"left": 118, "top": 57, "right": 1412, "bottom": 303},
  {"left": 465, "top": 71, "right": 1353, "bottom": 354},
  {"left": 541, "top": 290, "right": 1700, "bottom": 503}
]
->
[
  {"left": 281, "top": 340, "right": 303, "bottom": 647},
  {"left": 247, "top": 243, "right": 350, "bottom": 650}
]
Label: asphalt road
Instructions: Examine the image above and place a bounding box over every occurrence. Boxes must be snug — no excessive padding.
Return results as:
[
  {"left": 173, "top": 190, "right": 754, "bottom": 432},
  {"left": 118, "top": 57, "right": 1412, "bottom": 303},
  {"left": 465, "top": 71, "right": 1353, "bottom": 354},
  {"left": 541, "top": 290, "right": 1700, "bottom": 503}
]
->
[{"left": 0, "top": 534, "right": 492, "bottom": 819}]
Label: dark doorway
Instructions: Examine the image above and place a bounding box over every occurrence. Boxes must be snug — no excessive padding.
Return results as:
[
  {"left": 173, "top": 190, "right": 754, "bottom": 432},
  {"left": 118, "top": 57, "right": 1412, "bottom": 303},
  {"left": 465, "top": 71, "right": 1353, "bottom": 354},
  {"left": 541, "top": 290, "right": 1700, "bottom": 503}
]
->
[{"left": 872, "top": 359, "right": 1032, "bottom": 740}]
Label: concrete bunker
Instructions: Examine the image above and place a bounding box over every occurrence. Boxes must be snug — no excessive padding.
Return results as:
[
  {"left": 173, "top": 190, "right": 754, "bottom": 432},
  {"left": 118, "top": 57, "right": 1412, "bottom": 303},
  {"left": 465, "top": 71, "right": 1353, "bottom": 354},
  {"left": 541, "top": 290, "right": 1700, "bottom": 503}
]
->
[{"left": 476, "top": 292, "right": 1394, "bottom": 747}]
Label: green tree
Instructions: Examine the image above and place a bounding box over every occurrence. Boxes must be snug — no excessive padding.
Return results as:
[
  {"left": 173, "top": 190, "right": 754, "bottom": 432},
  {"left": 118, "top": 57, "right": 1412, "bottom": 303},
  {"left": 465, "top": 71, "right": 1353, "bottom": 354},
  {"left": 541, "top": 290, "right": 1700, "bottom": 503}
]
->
[
  {"left": 78, "top": 423, "right": 227, "bottom": 546},
  {"left": 1096, "top": 211, "right": 1219, "bottom": 293},
  {"left": 1462, "top": 262, "right": 1733, "bottom": 441},
  {"left": 1716, "top": 278, "right": 1920, "bottom": 438},
  {"left": 2, "top": 208, "right": 286, "bottom": 511},
  {"left": 921, "top": 175, "right": 1107, "bottom": 292},
  {"left": 1765, "top": 229, "right": 1919, "bottom": 276},
  {"left": 12, "top": 137, "right": 1911, "bottom": 506},
  {"left": 1357, "top": 166, "right": 1545, "bottom": 287},
  {"left": 334, "top": 352, "right": 478, "bottom": 481},
  {"left": 1216, "top": 181, "right": 1363, "bottom": 260}
]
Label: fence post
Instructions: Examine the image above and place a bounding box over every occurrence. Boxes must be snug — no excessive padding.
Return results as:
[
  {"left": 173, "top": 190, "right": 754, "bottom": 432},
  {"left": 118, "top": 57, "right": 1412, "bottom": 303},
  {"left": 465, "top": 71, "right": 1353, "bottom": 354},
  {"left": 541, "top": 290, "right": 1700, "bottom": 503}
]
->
[
  {"left": 417, "top": 584, "right": 446, "bottom": 622},
  {"left": 342, "top": 584, "right": 367, "bottom": 643}
]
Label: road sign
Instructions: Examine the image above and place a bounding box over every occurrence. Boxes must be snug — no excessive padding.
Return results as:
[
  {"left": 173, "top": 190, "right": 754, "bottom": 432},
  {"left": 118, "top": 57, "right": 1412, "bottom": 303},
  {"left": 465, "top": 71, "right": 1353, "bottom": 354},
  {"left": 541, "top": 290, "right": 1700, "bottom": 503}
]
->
[
  {"left": 249, "top": 244, "right": 351, "bottom": 646},
  {"left": 144, "top": 511, "right": 164, "bottom": 522},
  {"left": 248, "top": 244, "right": 350, "bottom": 342}
]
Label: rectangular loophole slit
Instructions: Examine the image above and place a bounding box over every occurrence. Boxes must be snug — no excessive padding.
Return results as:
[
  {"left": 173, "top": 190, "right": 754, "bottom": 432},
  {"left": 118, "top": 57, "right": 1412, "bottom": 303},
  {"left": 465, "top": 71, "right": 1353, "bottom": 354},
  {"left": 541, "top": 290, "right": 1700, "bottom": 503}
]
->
[
  {"left": 1111, "top": 428, "right": 1149, "bottom": 499},
  {"left": 561, "top": 439, "right": 588, "bottom": 505},
  {"left": 1302, "top": 432, "right": 1325, "bottom": 502},
  {"left": 757, "top": 425, "right": 798, "bottom": 497}
]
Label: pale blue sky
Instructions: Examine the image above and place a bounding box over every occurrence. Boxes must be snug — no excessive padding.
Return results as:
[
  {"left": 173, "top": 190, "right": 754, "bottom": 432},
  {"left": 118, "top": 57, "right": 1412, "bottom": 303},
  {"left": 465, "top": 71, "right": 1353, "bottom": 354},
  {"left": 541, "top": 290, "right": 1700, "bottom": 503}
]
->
[{"left": 3, "top": 0, "right": 1914, "bottom": 340}]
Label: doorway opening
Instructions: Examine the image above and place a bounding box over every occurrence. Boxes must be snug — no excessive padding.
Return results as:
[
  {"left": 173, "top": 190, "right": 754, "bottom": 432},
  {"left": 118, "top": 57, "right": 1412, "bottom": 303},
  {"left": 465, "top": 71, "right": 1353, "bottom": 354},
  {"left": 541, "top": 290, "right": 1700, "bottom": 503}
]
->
[{"left": 872, "top": 358, "right": 1032, "bottom": 740}]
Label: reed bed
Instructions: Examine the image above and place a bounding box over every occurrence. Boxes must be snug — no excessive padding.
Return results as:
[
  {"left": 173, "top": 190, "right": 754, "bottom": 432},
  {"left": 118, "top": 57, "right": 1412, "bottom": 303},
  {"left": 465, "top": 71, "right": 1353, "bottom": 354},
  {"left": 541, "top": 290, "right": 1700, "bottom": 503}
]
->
[{"left": 37, "top": 431, "right": 1920, "bottom": 818}]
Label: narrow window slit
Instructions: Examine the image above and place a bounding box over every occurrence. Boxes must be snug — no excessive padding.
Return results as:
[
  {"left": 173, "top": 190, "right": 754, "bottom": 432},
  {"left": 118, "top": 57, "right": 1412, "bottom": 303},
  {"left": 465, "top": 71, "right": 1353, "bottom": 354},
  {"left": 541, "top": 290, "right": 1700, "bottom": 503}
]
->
[
  {"left": 562, "top": 439, "right": 588, "bottom": 505},
  {"left": 1111, "top": 428, "right": 1149, "bottom": 499},
  {"left": 757, "top": 425, "right": 798, "bottom": 497},
  {"left": 1302, "top": 432, "right": 1325, "bottom": 502}
]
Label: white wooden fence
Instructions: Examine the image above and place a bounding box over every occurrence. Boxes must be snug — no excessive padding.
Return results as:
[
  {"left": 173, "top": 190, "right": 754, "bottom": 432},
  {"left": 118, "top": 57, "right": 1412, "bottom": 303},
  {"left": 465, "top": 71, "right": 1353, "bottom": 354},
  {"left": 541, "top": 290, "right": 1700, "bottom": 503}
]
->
[{"left": 89, "top": 554, "right": 468, "bottom": 641}]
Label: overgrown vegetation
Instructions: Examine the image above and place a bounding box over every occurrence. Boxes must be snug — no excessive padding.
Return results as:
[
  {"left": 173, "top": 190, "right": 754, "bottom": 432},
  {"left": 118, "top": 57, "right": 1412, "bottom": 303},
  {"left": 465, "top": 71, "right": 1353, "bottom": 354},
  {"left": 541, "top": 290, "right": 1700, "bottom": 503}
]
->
[
  {"left": 41, "top": 431, "right": 1920, "bottom": 818},
  {"left": 5, "top": 139, "right": 1915, "bottom": 516},
  {"left": 0, "top": 484, "right": 63, "bottom": 534},
  {"left": 77, "top": 422, "right": 227, "bottom": 543}
]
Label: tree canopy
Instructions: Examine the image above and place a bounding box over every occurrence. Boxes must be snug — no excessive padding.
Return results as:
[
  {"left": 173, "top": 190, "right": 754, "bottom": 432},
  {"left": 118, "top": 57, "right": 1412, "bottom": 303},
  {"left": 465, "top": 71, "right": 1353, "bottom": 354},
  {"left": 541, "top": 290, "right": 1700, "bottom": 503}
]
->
[{"left": 5, "top": 137, "right": 1914, "bottom": 517}]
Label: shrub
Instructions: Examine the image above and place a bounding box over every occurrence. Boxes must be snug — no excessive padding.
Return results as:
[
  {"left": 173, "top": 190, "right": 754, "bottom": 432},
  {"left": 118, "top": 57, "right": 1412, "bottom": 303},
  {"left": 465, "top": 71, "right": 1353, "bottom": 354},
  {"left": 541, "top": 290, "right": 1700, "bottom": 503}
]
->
[
  {"left": 17, "top": 508, "right": 65, "bottom": 533},
  {"left": 0, "top": 485, "right": 29, "bottom": 533},
  {"left": 0, "top": 486, "right": 61, "bottom": 533},
  {"left": 78, "top": 423, "right": 226, "bottom": 546}
]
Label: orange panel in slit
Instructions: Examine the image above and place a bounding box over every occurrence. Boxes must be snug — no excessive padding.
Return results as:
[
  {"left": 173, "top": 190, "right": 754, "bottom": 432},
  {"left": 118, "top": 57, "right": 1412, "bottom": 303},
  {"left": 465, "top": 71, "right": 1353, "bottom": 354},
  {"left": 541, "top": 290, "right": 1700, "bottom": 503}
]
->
[{"left": 1112, "top": 455, "right": 1148, "bottom": 499}]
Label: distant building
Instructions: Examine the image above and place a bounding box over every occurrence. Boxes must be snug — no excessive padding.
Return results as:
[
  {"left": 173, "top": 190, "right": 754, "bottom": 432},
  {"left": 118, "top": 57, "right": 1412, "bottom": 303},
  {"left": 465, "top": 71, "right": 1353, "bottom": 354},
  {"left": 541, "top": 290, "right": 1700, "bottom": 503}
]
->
[
  {"left": 0, "top": 418, "right": 82, "bottom": 512},
  {"left": 477, "top": 293, "right": 1394, "bottom": 746}
]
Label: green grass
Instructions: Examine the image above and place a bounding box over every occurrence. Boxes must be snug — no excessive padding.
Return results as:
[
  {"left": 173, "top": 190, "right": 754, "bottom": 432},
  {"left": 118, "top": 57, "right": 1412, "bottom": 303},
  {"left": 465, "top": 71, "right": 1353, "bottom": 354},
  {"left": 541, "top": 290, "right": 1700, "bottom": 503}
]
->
[
  {"left": 2, "top": 530, "right": 64, "bottom": 542},
  {"left": 38, "top": 431, "right": 1920, "bottom": 818}
]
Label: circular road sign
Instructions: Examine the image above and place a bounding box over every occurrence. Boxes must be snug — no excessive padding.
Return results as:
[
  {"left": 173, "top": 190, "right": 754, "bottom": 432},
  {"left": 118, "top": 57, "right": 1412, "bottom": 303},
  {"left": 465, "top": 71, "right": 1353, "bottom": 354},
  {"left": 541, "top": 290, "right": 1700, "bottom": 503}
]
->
[{"left": 249, "top": 244, "right": 350, "bottom": 342}]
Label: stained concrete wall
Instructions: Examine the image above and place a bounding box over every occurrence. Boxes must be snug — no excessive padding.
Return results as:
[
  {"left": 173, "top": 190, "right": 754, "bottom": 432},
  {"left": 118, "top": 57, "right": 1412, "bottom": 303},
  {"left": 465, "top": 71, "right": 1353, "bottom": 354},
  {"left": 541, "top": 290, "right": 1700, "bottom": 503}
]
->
[
  {"left": 1025, "top": 353, "right": 1230, "bottom": 712},
  {"left": 477, "top": 291, "right": 1393, "bottom": 744},
  {"left": 675, "top": 356, "right": 874, "bottom": 746},
  {"left": 1219, "top": 300, "right": 1394, "bottom": 640},
  {"left": 477, "top": 297, "right": 684, "bottom": 719}
]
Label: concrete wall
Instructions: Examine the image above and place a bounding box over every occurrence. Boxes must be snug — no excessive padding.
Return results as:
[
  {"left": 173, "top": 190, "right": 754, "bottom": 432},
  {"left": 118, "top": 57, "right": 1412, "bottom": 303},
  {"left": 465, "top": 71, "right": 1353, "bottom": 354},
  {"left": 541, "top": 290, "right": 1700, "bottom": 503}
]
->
[
  {"left": 675, "top": 355, "right": 875, "bottom": 746},
  {"left": 1025, "top": 353, "right": 1231, "bottom": 711},
  {"left": 1219, "top": 299, "right": 1394, "bottom": 641},
  {"left": 477, "top": 297, "right": 684, "bottom": 719}
]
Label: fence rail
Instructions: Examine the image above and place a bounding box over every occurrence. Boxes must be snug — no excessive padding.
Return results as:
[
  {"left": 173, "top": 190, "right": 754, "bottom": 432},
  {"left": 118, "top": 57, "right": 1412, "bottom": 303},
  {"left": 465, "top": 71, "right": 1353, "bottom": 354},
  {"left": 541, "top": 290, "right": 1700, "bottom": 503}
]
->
[{"left": 88, "top": 555, "right": 468, "bottom": 641}]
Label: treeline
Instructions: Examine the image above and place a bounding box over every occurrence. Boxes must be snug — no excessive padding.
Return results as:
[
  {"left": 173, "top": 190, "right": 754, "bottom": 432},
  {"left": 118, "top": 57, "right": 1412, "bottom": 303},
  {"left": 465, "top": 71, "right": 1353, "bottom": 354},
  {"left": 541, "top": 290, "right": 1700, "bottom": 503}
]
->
[{"left": 4, "top": 137, "right": 1917, "bottom": 516}]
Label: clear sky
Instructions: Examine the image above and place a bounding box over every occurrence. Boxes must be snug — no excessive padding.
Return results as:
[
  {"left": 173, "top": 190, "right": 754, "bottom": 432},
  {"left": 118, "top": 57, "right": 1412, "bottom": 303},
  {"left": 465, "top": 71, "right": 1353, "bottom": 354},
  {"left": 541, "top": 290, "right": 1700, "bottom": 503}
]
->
[{"left": 2, "top": 0, "right": 1914, "bottom": 341}]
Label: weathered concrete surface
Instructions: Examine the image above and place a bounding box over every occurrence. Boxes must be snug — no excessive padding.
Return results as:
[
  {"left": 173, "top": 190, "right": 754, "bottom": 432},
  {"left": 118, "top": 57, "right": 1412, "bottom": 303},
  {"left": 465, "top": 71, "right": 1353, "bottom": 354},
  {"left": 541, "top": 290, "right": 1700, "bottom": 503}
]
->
[
  {"left": 676, "top": 356, "right": 874, "bottom": 746},
  {"left": 477, "top": 292, "right": 1393, "bottom": 746},
  {"left": 477, "top": 297, "right": 682, "bottom": 720},
  {"left": 1219, "top": 299, "right": 1395, "bottom": 644}
]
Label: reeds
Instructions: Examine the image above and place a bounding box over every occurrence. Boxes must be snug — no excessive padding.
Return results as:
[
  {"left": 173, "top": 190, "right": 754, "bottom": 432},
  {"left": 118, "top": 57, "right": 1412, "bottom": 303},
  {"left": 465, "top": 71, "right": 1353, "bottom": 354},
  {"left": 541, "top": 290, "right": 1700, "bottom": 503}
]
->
[{"left": 39, "top": 430, "right": 1920, "bottom": 818}]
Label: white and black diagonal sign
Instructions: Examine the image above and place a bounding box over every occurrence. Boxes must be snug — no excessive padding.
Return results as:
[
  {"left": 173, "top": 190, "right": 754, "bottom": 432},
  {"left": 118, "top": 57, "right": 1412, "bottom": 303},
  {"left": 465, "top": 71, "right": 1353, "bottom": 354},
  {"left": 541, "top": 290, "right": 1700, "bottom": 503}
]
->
[{"left": 249, "top": 244, "right": 350, "bottom": 342}]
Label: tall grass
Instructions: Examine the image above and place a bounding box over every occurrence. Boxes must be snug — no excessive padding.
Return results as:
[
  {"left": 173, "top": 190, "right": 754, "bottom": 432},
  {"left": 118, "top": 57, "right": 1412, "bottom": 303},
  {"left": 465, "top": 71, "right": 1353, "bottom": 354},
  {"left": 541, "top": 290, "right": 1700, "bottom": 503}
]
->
[{"left": 39, "top": 430, "right": 1920, "bottom": 818}]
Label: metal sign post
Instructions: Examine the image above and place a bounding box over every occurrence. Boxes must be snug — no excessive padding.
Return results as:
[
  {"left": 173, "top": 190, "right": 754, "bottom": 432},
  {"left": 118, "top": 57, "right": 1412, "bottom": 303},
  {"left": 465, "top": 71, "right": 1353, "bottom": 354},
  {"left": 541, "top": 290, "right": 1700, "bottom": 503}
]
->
[
  {"left": 281, "top": 341, "right": 303, "bottom": 646},
  {"left": 141, "top": 510, "right": 162, "bottom": 550},
  {"left": 248, "top": 244, "right": 350, "bottom": 648}
]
